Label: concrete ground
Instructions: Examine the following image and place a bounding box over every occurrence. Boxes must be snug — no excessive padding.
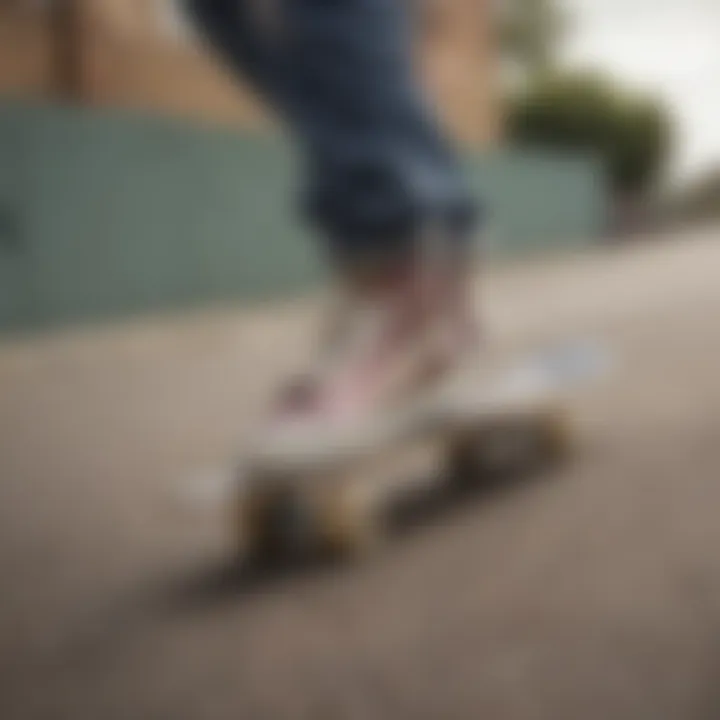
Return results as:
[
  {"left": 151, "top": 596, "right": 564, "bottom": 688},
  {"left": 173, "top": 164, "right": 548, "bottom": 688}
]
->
[{"left": 1, "top": 226, "right": 720, "bottom": 720}]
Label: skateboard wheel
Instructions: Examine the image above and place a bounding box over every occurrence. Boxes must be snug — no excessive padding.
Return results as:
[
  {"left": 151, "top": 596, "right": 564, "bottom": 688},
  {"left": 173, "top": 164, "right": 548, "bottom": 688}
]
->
[
  {"left": 535, "top": 404, "right": 575, "bottom": 464},
  {"left": 321, "top": 483, "right": 385, "bottom": 559},
  {"left": 235, "top": 478, "right": 317, "bottom": 562},
  {"left": 447, "top": 403, "right": 574, "bottom": 484}
]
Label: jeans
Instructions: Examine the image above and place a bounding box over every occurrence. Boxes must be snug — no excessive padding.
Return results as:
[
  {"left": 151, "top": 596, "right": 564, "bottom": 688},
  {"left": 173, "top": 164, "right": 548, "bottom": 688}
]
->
[{"left": 183, "top": 0, "right": 478, "bottom": 266}]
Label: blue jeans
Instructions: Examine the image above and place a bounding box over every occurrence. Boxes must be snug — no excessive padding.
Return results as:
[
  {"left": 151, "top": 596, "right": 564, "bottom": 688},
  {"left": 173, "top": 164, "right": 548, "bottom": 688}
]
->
[{"left": 183, "top": 0, "right": 478, "bottom": 266}]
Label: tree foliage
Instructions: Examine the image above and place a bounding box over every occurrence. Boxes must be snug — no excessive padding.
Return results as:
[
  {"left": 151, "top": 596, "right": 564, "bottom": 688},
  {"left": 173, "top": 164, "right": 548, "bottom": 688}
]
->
[
  {"left": 507, "top": 72, "right": 673, "bottom": 196},
  {"left": 499, "top": 0, "right": 570, "bottom": 79}
]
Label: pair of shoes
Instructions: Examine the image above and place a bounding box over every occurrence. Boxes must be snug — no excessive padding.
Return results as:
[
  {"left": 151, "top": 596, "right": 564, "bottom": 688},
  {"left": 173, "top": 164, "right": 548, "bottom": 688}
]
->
[{"left": 249, "top": 240, "right": 482, "bottom": 469}]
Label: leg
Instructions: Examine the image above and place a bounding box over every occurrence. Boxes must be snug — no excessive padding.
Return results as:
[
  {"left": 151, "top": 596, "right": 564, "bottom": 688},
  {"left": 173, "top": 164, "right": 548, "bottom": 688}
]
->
[
  {"left": 279, "top": 0, "right": 479, "bottom": 263},
  {"left": 185, "top": 0, "right": 482, "bottom": 461},
  {"left": 185, "top": 0, "right": 478, "bottom": 261}
]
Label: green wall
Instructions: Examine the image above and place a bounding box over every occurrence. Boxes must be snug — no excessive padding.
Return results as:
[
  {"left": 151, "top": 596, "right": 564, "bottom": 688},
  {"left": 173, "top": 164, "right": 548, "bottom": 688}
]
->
[
  {"left": 0, "top": 103, "right": 606, "bottom": 333},
  {"left": 468, "top": 150, "right": 607, "bottom": 257}
]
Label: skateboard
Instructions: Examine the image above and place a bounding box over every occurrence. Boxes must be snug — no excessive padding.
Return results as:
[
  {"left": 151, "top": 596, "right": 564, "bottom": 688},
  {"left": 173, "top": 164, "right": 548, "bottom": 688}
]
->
[{"left": 227, "top": 340, "right": 610, "bottom": 563}]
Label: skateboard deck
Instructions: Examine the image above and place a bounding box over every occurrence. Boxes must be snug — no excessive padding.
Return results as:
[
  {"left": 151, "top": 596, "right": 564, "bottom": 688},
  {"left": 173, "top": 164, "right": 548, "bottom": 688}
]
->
[{"left": 179, "top": 339, "right": 611, "bottom": 563}]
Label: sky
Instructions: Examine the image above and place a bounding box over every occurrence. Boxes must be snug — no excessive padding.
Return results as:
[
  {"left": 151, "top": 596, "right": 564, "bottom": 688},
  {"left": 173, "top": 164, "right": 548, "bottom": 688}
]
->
[{"left": 562, "top": 0, "right": 720, "bottom": 182}]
